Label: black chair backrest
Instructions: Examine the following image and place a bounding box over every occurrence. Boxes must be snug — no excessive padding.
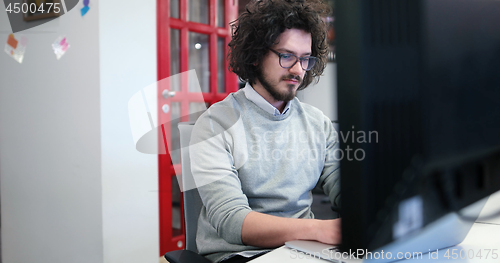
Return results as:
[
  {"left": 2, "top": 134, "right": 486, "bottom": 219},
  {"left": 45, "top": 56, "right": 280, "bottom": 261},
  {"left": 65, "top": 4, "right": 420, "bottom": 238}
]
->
[{"left": 178, "top": 122, "right": 203, "bottom": 253}]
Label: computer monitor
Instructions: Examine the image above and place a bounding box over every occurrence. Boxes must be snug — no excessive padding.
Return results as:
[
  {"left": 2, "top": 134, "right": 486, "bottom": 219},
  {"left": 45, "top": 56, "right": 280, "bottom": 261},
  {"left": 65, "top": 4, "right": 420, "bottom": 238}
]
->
[{"left": 335, "top": 0, "right": 500, "bottom": 260}]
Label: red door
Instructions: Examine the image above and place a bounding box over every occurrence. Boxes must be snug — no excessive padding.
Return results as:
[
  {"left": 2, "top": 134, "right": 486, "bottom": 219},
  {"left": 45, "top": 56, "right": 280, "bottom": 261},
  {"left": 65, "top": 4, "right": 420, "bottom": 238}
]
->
[{"left": 157, "top": 0, "right": 239, "bottom": 254}]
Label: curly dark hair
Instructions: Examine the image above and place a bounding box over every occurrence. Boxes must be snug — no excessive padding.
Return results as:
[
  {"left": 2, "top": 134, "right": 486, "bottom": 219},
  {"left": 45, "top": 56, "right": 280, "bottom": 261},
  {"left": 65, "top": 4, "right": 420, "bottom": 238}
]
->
[{"left": 228, "top": 0, "right": 331, "bottom": 90}]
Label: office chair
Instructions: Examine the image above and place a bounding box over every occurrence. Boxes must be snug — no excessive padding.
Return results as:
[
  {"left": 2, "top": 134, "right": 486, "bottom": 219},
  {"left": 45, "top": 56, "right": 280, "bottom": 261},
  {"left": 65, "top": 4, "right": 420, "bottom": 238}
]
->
[{"left": 163, "top": 122, "right": 211, "bottom": 263}]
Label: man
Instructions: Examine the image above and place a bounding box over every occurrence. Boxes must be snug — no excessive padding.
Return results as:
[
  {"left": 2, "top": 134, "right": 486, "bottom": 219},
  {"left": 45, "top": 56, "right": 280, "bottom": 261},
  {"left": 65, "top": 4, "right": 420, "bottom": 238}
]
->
[{"left": 189, "top": 0, "right": 340, "bottom": 262}]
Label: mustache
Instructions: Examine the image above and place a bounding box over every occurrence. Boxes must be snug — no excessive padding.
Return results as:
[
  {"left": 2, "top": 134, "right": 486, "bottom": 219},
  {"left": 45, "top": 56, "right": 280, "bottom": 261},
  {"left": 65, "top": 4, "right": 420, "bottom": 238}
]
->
[{"left": 282, "top": 74, "right": 301, "bottom": 83}]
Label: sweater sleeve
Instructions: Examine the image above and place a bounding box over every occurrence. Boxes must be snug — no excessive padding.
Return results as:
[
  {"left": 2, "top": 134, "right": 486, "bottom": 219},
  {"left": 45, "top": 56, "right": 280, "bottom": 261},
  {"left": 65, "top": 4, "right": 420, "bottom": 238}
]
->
[
  {"left": 189, "top": 107, "right": 252, "bottom": 245},
  {"left": 317, "top": 116, "right": 341, "bottom": 208}
]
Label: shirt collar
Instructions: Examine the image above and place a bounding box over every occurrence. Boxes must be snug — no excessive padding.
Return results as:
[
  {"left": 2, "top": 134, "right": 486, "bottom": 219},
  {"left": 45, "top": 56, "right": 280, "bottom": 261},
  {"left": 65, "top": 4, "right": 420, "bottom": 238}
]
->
[{"left": 242, "top": 82, "right": 291, "bottom": 116}]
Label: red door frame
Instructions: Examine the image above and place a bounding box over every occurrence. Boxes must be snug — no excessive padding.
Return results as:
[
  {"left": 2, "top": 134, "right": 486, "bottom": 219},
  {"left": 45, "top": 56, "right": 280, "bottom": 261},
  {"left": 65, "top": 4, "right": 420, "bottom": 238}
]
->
[{"left": 157, "top": 0, "right": 239, "bottom": 254}]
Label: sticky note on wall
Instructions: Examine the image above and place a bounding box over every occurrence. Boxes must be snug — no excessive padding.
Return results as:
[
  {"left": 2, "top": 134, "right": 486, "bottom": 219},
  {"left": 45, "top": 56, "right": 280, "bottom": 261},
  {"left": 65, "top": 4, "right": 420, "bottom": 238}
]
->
[
  {"left": 7, "top": 34, "right": 18, "bottom": 49},
  {"left": 81, "top": 0, "right": 90, "bottom": 16},
  {"left": 52, "top": 36, "right": 70, "bottom": 60},
  {"left": 4, "top": 34, "right": 27, "bottom": 63}
]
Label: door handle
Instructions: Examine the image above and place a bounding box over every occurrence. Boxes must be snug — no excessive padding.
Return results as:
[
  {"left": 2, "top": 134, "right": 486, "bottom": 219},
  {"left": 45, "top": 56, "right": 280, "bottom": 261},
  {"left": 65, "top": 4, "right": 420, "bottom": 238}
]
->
[{"left": 162, "top": 89, "right": 176, "bottom": 99}]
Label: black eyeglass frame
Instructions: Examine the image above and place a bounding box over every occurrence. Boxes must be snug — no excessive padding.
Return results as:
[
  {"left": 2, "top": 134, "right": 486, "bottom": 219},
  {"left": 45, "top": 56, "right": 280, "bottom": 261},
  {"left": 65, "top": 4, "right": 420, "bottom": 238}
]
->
[{"left": 268, "top": 49, "right": 318, "bottom": 71}]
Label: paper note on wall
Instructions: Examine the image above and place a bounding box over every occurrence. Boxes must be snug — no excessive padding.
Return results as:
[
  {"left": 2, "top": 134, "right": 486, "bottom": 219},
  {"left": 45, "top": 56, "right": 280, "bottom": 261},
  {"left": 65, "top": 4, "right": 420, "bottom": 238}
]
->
[
  {"left": 4, "top": 34, "right": 27, "bottom": 64},
  {"left": 81, "top": 0, "right": 90, "bottom": 16},
  {"left": 52, "top": 36, "right": 70, "bottom": 60}
]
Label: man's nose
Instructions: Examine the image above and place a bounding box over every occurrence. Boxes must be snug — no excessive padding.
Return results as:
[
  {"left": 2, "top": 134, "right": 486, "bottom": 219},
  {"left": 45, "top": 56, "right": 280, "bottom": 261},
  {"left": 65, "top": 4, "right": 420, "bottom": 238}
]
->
[{"left": 289, "top": 60, "right": 304, "bottom": 75}]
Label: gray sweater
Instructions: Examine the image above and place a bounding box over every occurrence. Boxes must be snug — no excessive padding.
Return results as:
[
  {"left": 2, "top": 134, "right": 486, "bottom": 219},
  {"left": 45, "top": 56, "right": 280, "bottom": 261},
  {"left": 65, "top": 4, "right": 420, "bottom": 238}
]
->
[{"left": 189, "top": 89, "right": 340, "bottom": 262}]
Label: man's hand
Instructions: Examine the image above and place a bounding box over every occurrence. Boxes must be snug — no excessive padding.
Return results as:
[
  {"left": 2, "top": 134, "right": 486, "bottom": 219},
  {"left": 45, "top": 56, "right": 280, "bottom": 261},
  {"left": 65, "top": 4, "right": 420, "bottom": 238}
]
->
[
  {"left": 312, "top": 218, "right": 341, "bottom": 245},
  {"left": 241, "top": 211, "right": 341, "bottom": 248}
]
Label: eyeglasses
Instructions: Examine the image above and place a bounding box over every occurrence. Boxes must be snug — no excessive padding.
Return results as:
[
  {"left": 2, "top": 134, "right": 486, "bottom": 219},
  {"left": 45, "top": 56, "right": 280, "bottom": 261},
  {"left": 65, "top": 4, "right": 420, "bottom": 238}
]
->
[{"left": 269, "top": 49, "right": 318, "bottom": 71}]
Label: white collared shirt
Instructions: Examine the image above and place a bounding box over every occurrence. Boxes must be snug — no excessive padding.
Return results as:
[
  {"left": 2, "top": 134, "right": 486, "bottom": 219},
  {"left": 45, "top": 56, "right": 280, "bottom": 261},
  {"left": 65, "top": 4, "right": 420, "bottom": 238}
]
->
[{"left": 242, "top": 82, "right": 291, "bottom": 116}]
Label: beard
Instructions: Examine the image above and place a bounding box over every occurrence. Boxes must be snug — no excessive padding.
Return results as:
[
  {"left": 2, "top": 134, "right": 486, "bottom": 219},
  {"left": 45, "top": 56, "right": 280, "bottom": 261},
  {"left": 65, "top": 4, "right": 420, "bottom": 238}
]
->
[{"left": 255, "top": 68, "right": 301, "bottom": 102}]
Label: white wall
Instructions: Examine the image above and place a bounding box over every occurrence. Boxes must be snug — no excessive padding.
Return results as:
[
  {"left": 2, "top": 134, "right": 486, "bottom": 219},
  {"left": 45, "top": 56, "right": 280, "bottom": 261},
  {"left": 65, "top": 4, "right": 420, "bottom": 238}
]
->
[
  {"left": 0, "top": 0, "right": 159, "bottom": 262},
  {"left": 0, "top": 3, "right": 103, "bottom": 263},
  {"left": 297, "top": 62, "right": 337, "bottom": 121},
  {"left": 99, "top": 1, "right": 159, "bottom": 263}
]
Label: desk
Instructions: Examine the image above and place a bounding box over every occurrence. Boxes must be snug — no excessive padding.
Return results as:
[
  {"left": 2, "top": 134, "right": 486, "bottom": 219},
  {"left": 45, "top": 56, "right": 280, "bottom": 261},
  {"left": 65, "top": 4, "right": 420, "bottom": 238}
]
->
[{"left": 250, "top": 191, "right": 500, "bottom": 263}]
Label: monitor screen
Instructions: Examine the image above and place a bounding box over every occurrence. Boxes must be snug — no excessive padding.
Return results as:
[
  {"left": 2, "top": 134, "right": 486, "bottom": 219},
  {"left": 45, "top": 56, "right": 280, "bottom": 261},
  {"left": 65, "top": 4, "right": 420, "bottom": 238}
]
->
[{"left": 335, "top": 0, "right": 500, "bottom": 259}]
